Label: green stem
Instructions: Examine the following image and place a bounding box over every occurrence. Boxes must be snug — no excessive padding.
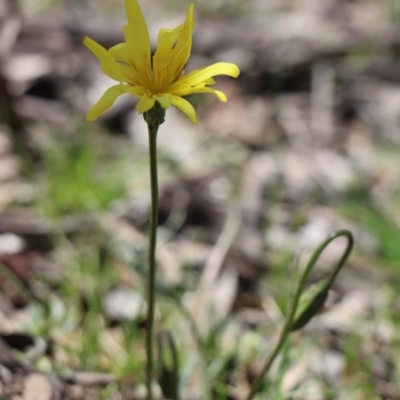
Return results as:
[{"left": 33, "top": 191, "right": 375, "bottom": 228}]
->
[
  {"left": 145, "top": 116, "right": 161, "bottom": 400},
  {"left": 246, "top": 230, "right": 353, "bottom": 400}
]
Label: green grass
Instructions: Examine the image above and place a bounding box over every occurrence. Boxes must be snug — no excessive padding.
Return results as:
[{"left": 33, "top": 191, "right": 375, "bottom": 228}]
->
[
  {"left": 16, "top": 120, "right": 400, "bottom": 399},
  {"left": 37, "top": 126, "right": 127, "bottom": 217}
]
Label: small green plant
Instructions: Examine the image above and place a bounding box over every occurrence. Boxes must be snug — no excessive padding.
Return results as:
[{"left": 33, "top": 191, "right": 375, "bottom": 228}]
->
[
  {"left": 81, "top": 1, "right": 354, "bottom": 399},
  {"left": 38, "top": 127, "right": 126, "bottom": 217},
  {"left": 84, "top": 1, "right": 240, "bottom": 398}
]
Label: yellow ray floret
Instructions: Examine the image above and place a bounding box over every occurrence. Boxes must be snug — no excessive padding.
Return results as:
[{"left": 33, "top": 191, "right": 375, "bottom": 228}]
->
[{"left": 84, "top": 0, "right": 240, "bottom": 124}]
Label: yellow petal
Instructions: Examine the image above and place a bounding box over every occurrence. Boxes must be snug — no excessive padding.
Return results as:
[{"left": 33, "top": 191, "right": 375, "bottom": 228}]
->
[
  {"left": 168, "top": 4, "right": 194, "bottom": 81},
  {"left": 87, "top": 84, "right": 126, "bottom": 121},
  {"left": 84, "top": 37, "right": 132, "bottom": 82},
  {"left": 123, "top": 25, "right": 151, "bottom": 86},
  {"left": 175, "top": 5, "right": 194, "bottom": 62},
  {"left": 84, "top": 37, "right": 108, "bottom": 62},
  {"left": 100, "top": 64, "right": 130, "bottom": 84},
  {"left": 154, "top": 28, "right": 178, "bottom": 66},
  {"left": 179, "top": 62, "right": 240, "bottom": 86},
  {"left": 171, "top": 86, "right": 227, "bottom": 102},
  {"left": 109, "top": 43, "right": 131, "bottom": 64},
  {"left": 153, "top": 27, "right": 180, "bottom": 85},
  {"left": 124, "top": 0, "right": 150, "bottom": 45},
  {"left": 155, "top": 94, "right": 173, "bottom": 109},
  {"left": 123, "top": 0, "right": 151, "bottom": 79},
  {"left": 136, "top": 96, "right": 156, "bottom": 114},
  {"left": 171, "top": 95, "right": 197, "bottom": 124},
  {"left": 124, "top": 85, "right": 147, "bottom": 97},
  {"left": 211, "top": 90, "right": 227, "bottom": 102}
]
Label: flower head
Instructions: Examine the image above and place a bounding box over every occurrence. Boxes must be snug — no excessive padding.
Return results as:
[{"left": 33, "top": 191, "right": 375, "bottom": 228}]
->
[{"left": 84, "top": 0, "right": 240, "bottom": 124}]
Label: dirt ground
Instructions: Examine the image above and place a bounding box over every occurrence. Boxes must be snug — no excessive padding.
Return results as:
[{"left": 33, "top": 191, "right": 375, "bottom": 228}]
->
[{"left": 1, "top": 0, "right": 400, "bottom": 398}]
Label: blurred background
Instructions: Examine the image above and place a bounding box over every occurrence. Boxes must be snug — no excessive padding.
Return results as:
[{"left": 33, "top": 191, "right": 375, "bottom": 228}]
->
[{"left": 1, "top": 0, "right": 400, "bottom": 398}]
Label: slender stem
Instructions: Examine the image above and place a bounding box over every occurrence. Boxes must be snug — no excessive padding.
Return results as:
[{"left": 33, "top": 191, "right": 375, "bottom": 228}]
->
[
  {"left": 146, "top": 120, "right": 160, "bottom": 400},
  {"left": 246, "top": 230, "right": 353, "bottom": 400}
]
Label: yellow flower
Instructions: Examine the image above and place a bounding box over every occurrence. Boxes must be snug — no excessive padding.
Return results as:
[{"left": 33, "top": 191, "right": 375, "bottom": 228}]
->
[{"left": 84, "top": 0, "right": 240, "bottom": 124}]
